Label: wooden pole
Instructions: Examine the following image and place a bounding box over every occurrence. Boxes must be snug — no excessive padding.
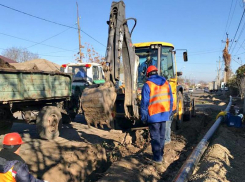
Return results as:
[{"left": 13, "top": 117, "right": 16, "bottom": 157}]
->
[{"left": 77, "top": 2, "right": 82, "bottom": 62}]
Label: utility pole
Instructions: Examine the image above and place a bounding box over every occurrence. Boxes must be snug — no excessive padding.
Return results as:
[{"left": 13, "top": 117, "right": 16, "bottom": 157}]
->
[
  {"left": 216, "top": 56, "right": 221, "bottom": 87},
  {"left": 76, "top": 2, "right": 82, "bottom": 62},
  {"left": 222, "top": 33, "right": 232, "bottom": 83}
]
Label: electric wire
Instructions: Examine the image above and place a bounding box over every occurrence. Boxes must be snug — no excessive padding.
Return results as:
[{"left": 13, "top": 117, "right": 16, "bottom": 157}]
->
[
  {"left": 229, "top": 8, "right": 245, "bottom": 52},
  {"left": 0, "top": 3, "right": 106, "bottom": 47},
  {"left": 0, "top": 47, "right": 73, "bottom": 58},
  {"left": 26, "top": 27, "right": 72, "bottom": 49},
  {"left": 0, "top": 32, "right": 76, "bottom": 52}
]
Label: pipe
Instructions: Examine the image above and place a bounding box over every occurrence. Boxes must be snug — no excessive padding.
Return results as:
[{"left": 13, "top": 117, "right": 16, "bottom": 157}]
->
[{"left": 172, "top": 96, "right": 232, "bottom": 182}]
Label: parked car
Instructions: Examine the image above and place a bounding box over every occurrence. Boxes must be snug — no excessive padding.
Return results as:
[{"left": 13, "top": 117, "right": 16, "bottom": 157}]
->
[
  {"left": 188, "top": 88, "right": 194, "bottom": 93},
  {"left": 204, "top": 87, "right": 209, "bottom": 93}
]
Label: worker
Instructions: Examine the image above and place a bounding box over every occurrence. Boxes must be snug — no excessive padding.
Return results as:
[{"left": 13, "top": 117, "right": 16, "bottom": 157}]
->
[
  {"left": 141, "top": 65, "right": 173, "bottom": 172},
  {"left": 0, "top": 132, "right": 47, "bottom": 182},
  {"left": 75, "top": 67, "right": 87, "bottom": 78},
  {"left": 138, "top": 55, "right": 157, "bottom": 81}
]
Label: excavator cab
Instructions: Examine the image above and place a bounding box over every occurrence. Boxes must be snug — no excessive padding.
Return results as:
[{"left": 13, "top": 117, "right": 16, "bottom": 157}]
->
[{"left": 135, "top": 42, "right": 176, "bottom": 88}]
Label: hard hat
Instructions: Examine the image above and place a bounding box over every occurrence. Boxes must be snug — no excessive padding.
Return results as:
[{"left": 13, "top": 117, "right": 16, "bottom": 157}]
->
[
  {"left": 3, "top": 133, "right": 24, "bottom": 146},
  {"left": 146, "top": 65, "right": 158, "bottom": 76}
]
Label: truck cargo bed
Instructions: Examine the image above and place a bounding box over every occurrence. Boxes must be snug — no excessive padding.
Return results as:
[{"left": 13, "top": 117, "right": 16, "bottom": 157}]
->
[{"left": 0, "top": 69, "right": 71, "bottom": 103}]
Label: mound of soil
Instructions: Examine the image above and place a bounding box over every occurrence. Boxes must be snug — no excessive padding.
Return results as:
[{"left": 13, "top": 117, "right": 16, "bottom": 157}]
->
[
  {"left": 190, "top": 126, "right": 245, "bottom": 182},
  {"left": 0, "top": 58, "right": 16, "bottom": 69}
]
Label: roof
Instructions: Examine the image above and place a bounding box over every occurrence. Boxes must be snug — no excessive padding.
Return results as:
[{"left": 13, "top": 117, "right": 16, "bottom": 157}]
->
[
  {"left": 0, "top": 55, "right": 17, "bottom": 63},
  {"left": 10, "top": 59, "right": 60, "bottom": 72},
  {"left": 134, "top": 42, "right": 174, "bottom": 48}
]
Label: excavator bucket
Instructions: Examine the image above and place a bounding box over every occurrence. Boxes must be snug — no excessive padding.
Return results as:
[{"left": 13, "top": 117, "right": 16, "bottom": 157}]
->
[{"left": 80, "top": 82, "right": 117, "bottom": 128}]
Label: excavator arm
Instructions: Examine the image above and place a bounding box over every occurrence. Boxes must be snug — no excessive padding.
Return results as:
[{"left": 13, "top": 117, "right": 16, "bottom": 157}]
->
[
  {"left": 104, "top": 1, "right": 139, "bottom": 119},
  {"left": 81, "top": 1, "right": 139, "bottom": 129}
]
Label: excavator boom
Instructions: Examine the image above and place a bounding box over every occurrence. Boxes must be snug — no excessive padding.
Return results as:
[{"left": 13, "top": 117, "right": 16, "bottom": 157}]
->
[{"left": 81, "top": 1, "right": 139, "bottom": 129}]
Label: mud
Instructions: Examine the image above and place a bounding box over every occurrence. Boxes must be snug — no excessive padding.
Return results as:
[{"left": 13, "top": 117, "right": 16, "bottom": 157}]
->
[
  {"left": 81, "top": 81, "right": 117, "bottom": 128},
  {"left": 190, "top": 98, "right": 245, "bottom": 182},
  {"left": 0, "top": 91, "right": 243, "bottom": 182}
]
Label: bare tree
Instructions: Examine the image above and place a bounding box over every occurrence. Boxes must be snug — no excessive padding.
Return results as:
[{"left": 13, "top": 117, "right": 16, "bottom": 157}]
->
[
  {"left": 74, "top": 43, "right": 105, "bottom": 63},
  {"left": 2, "top": 47, "right": 39, "bottom": 63}
]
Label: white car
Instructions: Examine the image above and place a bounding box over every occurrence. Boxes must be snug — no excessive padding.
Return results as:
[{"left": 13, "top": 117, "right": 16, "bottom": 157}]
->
[{"left": 188, "top": 88, "right": 194, "bottom": 93}]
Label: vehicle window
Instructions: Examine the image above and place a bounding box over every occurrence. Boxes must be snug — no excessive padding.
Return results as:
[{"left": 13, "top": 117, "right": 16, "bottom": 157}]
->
[
  {"left": 99, "top": 67, "right": 104, "bottom": 80},
  {"left": 68, "top": 66, "right": 87, "bottom": 79},
  {"left": 135, "top": 47, "right": 158, "bottom": 88},
  {"left": 160, "top": 47, "right": 174, "bottom": 79},
  {"left": 92, "top": 66, "right": 99, "bottom": 80}
]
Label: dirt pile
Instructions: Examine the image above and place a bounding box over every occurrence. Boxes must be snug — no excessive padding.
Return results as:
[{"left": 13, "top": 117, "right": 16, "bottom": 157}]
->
[
  {"left": 0, "top": 58, "right": 16, "bottom": 69},
  {"left": 190, "top": 125, "right": 245, "bottom": 182},
  {"left": 98, "top": 109, "right": 218, "bottom": 182}
]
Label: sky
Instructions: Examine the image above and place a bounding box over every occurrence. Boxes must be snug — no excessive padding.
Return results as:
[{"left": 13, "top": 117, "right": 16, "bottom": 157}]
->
[{"left": 1, "top": 0, "right": 245, "bottom": 82}]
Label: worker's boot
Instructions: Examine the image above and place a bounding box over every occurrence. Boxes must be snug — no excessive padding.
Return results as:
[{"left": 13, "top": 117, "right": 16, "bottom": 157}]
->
[{"left": 153, "top": 161, "right": 165, "bottom": 173}]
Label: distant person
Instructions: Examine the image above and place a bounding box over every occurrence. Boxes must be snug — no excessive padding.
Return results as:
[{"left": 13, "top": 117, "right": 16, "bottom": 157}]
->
[
  {"left": 75, "top": 67, "right": 87, "bottom": 78},
  {"left": 141, "top": 65, "right": 173, "bottom": 173},
  {"left": 0, "top": 132, "right": 47, "bottom": 182}
]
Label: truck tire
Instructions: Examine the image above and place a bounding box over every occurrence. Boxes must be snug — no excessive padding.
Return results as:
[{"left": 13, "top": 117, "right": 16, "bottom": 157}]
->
[
  {"left": 36, "top": 106, "right": 62, "bottom": 140},
  {"left": 176, "top": 91, "right": 184, "bottom": 129},
  {"left": 183, "top": 94, "right": 191, "bottom": 121}
]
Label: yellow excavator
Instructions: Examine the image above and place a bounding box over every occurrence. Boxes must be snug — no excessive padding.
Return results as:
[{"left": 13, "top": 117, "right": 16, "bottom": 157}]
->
[{"left": 80, "top": 1, "right": 193, "bottom": 131}]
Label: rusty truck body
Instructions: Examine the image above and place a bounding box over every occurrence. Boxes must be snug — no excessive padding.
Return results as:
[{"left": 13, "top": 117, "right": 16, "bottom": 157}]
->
[{"left": 0, "top": 68, "right": 73, "bottom": 140}]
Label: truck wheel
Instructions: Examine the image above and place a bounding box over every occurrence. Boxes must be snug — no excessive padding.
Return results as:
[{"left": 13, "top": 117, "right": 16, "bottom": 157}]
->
[
  {"left": 183, "top": 94, "right": 191, "bottom": 121},
  {"left": 176, "top": 91, "right": 184, "bottom": 129},
  {"left": 36, "top": 106, "right": 62, "bottom": 140}
]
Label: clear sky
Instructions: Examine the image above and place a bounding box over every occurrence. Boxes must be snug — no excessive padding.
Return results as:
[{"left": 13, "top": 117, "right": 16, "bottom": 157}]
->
[{"left": 0, "top": 0, "right": 245, "bottom": 82}]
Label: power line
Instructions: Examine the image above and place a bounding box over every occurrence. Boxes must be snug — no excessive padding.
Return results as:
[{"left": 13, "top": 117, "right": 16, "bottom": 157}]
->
[
  {"left": 229, "top": 8, "right": 245, "bottom": 52},
  {"left": 224, "top": 0, "right": 235, "bottom": 36},
  {"left": 26, "top": 27, "right": 72, "bottom": 49},
  {"left": 0, "top": 32, "right": 76, "bottom": 52},
  {"left": 0, "top": 3, "right": 106, "bottom": 47},
  {"left": 0, "top": 47, "right": 73, "bottom": 58},
  {"left": 227, "top": 0, "right": 238, "bottom": 32}
]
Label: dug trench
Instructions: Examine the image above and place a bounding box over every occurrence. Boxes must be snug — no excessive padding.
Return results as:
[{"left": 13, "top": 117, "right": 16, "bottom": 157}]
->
[{"left": 0, "top": 92, "right": 229, "bottom": 182}]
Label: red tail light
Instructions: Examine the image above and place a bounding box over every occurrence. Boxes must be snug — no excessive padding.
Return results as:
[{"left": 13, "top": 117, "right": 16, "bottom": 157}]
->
[
  {"left": 85, "top": 64, "right": 91, "bottom": 68},
  {"left": 61, "top": 64, "right": 67, "bottom": 68}
]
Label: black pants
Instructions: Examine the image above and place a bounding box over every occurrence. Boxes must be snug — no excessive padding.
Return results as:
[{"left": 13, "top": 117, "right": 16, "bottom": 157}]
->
[{"left": 149, "top": 121, "right": 166, "bottom": 162}]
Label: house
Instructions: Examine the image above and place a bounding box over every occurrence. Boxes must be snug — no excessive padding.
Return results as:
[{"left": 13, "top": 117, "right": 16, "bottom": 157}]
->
[{"left": 0, "top": 55, "right": 17, "bottom": 63}]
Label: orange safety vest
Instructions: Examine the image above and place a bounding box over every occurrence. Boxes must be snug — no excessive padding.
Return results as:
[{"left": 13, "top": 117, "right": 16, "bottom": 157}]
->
[
  {"left": 146, "top": 81, "right": 171, "bottom": 116},
  {"left": 0, "top": 166, "right": 17, "bottom": 182}
]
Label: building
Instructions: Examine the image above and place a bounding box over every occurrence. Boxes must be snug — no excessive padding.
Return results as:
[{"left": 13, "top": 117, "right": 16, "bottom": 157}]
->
[{"left": 0, "top": 55, "right": 17, "bottom": 63}]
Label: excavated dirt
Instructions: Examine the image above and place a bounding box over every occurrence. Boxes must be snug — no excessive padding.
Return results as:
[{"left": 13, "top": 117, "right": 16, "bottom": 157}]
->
[
  {"left": 189, "top": 97, "right": 245, "bottom": 182},
  {"left": 0, "top": 91, "right": 243, "bottom": 182},
  {"left": 98, "top": 108, "right": 218, "bottom": 182},
  {"left": 0, "top": 58, "right": 16, "bottom": 69}
]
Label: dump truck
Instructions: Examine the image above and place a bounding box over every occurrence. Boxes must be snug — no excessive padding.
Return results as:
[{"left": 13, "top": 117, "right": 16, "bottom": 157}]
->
[
  {"left": 208, "top": 81, "right": 218, "bottom": 92},
  {"left": 0, "top": 60, "right": 73, "bottom": 140},
  {"left": 80, "top": 1, "right": 194, "bottom": 131}
]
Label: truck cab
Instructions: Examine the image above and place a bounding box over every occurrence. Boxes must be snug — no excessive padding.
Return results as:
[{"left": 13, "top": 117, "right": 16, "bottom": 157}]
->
[{"left": 60, "top": 63, "right": 105, "bottom": 96}]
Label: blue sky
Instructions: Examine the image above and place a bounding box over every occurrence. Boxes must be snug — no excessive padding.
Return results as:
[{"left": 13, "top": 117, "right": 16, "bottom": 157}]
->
[{"left": 0, "top": 0, "right": 245, "bottom": 82}]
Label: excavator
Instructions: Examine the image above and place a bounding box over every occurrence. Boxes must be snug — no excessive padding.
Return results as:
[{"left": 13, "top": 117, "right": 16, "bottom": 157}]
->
[{"left": 80, "top": 0, "right": 192, "bottom": 131}]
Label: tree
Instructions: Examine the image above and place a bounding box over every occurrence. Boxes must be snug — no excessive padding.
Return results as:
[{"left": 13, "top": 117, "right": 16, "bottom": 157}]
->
[
  {"left": 74, "top": 43, "right": 105, "bottom": 63},
  {"left": 235, "top": 64, "right": 245, "bottom": 99},
  {"left": 2, "top": 47, "right": 40, "bottom": 63}
]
